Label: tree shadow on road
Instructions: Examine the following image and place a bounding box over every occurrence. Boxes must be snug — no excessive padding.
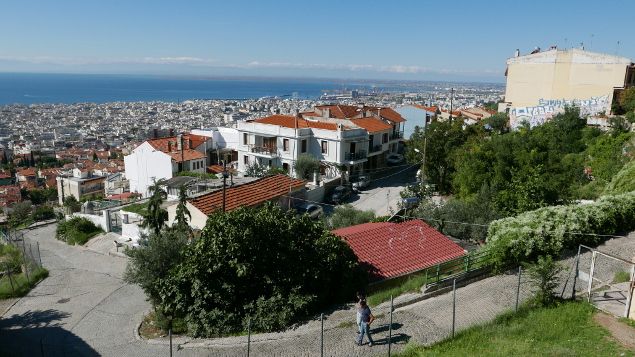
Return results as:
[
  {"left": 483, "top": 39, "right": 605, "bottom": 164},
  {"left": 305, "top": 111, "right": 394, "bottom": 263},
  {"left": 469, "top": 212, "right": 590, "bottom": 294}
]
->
[
  {"left": 369, "top": 322, "right": 411, "bottom": 346},
  {"left": 0, "top": 309, "right": 99, "bottom": 356}
]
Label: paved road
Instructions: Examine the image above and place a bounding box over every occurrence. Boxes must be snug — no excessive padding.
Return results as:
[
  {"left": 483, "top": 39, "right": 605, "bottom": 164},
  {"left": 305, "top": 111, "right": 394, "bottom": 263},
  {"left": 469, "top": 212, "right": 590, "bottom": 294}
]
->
[
  {"left": 0, "top": 222, "right": 542, "bottom": 357},
  {"left": 349, "top": 166, "right": 417, "bottom": 216}
]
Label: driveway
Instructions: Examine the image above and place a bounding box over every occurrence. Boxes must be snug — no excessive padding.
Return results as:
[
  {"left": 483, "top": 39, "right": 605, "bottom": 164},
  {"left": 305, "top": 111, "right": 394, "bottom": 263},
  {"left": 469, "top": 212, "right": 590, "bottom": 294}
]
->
[{"left": 348, "top": 166, "right": 417, "bottom": 216}]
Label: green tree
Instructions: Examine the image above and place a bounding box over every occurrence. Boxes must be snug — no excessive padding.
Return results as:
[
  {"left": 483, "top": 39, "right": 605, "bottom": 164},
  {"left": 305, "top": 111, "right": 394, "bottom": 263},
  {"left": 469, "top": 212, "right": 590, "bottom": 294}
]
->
[
  {"left": 8, "top": 202, "right": 32, "bottom": 228},
  {"left": 482, "top": 113, "right": 509, "bottom": 134},
  {"left": 156, "top": 203, "right": 364, "bottom": 336},
  {"left": 618, "top": 87, "right": 635, "bottom": 113},
  {"left": 141, "top": 180, "right": 168, "bottom": 235},
  {"left": 244, "top": 162, "right": 268, "bottom": 177},
  {"left": 525, "top": 256, "right": 563, "bottom": 306},
  {"left": 174, "top": 185, "right": 191, "bottom": 231},
  {"left": 92, "top": 152, "right": 99, "bottom": 162},
  {"left": 124, "top": 229, "right": 189, "bottom": 308},
  {"left": 63, "top": 195, "right": 81, "bottom": 213},
  {"left": 326, "top": 204, "right": 376, "bottom": 229},
  {"left": 293, "top": 154, "right": 319, "bottom": 180}
]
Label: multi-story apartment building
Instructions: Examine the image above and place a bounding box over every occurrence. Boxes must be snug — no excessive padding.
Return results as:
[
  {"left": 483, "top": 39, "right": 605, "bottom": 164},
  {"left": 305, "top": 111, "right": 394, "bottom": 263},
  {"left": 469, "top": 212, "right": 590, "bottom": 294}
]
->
[
  {"left": 236, "top": 105, "right": 405, "bottom": 178},
  {"left": 56, "top": 168, "right": 106, "bottom": 205},
  {"left": 124, "top": 133, "right": 212, "bottom": 197}
]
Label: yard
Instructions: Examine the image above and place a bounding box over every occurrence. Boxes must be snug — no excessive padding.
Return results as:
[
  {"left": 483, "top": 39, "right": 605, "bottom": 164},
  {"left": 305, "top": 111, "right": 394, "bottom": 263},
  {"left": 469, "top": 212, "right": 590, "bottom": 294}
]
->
[{"left": 394, "top": 301, "right": 634, "bottom": 356}]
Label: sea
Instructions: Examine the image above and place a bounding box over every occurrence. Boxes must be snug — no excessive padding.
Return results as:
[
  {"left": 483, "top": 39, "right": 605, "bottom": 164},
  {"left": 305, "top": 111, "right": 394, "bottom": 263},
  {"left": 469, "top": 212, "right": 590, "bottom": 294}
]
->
[{"left": 0, "top": 72, "right": 388, "bottom": 105}]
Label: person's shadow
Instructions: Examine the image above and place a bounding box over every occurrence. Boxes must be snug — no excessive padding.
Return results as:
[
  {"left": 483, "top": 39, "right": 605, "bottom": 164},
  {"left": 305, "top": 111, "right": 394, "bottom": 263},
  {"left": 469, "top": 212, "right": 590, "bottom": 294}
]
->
[
  {"left": 369, "top": 322, "right": 411, "bottom": 346},
  {"left": 0, "top": 309, "right": 99, "bottom": 356}
]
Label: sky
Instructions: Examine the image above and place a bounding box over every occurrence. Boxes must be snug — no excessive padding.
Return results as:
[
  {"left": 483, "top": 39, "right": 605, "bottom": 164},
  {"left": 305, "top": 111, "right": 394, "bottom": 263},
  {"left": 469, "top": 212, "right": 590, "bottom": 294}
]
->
[{"left": 1, "top": 0, "right": 634, "bottom": 83}]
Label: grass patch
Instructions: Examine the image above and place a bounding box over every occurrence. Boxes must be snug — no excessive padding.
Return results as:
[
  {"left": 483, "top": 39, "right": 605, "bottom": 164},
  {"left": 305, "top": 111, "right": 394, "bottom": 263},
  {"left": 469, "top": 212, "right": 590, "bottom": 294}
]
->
[
  {"left": 337, "top": 320, "right": 356, "bottom": 329},
  {"left": 0, "top": 267, "right": 49, "bottom": 299},
  {"left": 367, "top": 274, "right": 427, "bottom": 306},
  {"left": 613, "top": 271, "right": 631, "bottom": 284},
  {"left": 121, "top": 202, "right": 149, "bottom": 215},
  {"left": 394, "top": 301, "right": 633, "bottom": 357},
  {"left": 138, "top": 311, "right": 188, "bottom": 339},
  {"left": 618, "top": 317, "right": 635, "bottom": 329}
]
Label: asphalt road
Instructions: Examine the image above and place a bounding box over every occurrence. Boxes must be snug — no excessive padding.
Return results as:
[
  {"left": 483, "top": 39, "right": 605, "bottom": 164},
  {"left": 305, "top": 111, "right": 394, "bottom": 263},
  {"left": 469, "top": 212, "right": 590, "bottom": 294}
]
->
[{"left": 348, "top": 166, "right": 417, "bottom": 216}]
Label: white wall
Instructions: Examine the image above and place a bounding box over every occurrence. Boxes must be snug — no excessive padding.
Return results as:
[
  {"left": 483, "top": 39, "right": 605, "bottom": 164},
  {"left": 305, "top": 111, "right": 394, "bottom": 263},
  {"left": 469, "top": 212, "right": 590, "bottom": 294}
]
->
[
  {"left": 68, "top": 213, "right": 109, "bottom": 232},
  {"left": 166, "top": 201, "right": 208, "bottom": 230},
  {"left": 124, "top": 142, "right": 174, "bottom": 197}
]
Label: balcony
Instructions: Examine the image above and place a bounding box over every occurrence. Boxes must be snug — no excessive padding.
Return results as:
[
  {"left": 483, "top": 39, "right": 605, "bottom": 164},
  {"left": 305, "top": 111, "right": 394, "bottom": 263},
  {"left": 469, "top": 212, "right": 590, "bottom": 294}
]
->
[
  {"left": 390, "top": 132, "right": 404, "bottom": 140},
  {"left": 249, "top": 145, "right": 278, "bottom": 157},
  {"left": 345, "top": 150, "right": 367, "bottom": 161}
]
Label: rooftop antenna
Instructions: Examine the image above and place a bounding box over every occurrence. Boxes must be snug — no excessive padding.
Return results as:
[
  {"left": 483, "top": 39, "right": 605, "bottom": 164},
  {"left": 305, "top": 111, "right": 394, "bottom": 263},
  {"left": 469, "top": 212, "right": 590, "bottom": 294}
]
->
[
  {"left": 616, "top": 40, "right": 621, "bottom": 56},
  {"left": 564, "top": 37, "right": 568, "bottom": 49}
]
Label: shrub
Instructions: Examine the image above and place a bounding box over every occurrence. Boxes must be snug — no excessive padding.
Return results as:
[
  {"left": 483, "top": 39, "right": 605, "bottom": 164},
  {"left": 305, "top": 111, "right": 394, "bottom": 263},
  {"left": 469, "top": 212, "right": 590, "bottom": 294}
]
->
[
  {"left": 486, "top": 192, "right": 635, "bottom": 268},
  {"left": 293, "top": 154, "right": 319, "bottom": 180},
  {"left": 605, "top": 160, "right": 635, "bottom": 195},
  {"left": 31, "top": 205, "right": 55, "bottom": 222},
  {"left": 327, "top": 204, "right": 375, "bottom": 229},
  {"left": 156, "top": 204, "right": 364, "bottom": 336},
  {"left": 525, "top": 256, "right": 563, "bottom": 307},
  {"left": 56, "top": 217, "right": 103, "bottom": 245}
]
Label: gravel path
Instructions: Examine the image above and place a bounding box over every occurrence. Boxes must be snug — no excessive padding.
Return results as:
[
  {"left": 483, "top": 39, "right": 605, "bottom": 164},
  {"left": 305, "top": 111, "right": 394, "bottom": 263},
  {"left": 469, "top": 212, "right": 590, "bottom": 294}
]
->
[{"left": 1, "top": 225, "right": 633, "bottom": 356}]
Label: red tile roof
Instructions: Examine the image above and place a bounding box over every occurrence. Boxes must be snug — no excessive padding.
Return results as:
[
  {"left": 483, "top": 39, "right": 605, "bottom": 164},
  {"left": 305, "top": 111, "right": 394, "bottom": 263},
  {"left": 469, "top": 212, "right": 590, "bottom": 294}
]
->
[
  {"left": 362, "top": 107, "right": 406, "bottom": 123},
  {"left": 16, "top": 168, "right": 37, "bottom": 177},
  {"left": 332, "top": 220, "right": 466, "bottom": 280},
  {"left": 315, "top": 105, "right": 362, "bottom": 119},
  {"left": 412, "top": 104, "right": 438, "bottom": 113},
  {"left": 147, "top": 133, "right": 209, "bottom": 153},
  {"left": 167, "top": 149, "right": 206, "bottom": 162},
  {"left": 350, "top": 117, "right": 393, "bottom": 133},
  {"left": 190, "top": 174, "right": 306, "bottom": 215},
  {"left": 254, "top": 115, "right": 340, "bottom": 131}
]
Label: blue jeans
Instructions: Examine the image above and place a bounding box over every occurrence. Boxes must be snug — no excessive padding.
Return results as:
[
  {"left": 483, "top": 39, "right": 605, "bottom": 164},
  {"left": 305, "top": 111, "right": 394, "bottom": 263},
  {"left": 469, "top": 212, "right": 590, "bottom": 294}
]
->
[{"left": 357, "top": 322, "right": 373, "bottom": 345}]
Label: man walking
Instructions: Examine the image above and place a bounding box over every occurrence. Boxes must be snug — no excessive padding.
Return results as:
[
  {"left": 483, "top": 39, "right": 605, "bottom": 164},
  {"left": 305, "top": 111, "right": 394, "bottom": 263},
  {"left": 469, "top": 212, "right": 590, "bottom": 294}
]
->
[{"left": 356, "top": 300, "right": 375, "bottom": 346}]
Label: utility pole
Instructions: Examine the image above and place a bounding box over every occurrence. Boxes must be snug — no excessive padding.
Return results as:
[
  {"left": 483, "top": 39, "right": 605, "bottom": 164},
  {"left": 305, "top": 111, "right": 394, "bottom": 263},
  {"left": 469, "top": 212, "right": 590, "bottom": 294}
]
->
[
  {"left": 222, "top": 161, "right": 228, "bottom": 212},
  {"left": 449, "top": 87, "right": 454, "bottom": 123}
]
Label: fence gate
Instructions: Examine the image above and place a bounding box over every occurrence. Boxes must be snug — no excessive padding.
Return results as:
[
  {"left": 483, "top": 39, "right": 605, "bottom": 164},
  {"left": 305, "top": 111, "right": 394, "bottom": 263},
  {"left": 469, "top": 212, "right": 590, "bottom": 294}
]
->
[
  {"left": 109, "top": 210, "right": 122, "bottom": 234},
  {"left": 574, "top": 245, "right": 635, "bottom": 318}
]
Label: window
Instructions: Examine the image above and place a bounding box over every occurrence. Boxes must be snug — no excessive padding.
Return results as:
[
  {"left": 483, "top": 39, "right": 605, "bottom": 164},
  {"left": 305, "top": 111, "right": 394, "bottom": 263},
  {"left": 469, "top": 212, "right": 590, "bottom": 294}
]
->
[
  {"left": 243, "top": 155, "right": 249, "bottom": 165},
  {"left": 382, "top": 133, "right": 388, "bottom": 143},
  {"left": 283, "top": 138, "right": 289, "bottom": 151},
  {"left": 321, "top": 141, "right": 328, "bottom": 154},
  {"left": 301, "top": 139, "right": 307, "bottom": 153},
  {"left": 243, "top": 133, "right": 248, "bottom": 145}
]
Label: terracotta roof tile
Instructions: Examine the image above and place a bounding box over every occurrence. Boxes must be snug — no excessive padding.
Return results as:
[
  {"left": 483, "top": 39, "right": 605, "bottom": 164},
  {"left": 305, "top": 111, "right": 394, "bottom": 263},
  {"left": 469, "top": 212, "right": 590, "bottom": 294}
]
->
[
  {"left": 254, "top": 115, "right": 340, "bottom": 131},
  {"left": 167, "top": 149, "right": 206, "bottom": 162},
  {"left": 350, "top": 117, "right": 393, "bottom": 133},
  {"left": 332, "top": 220, "right": 466, "bottom": 280},
  {"left": 315, "top": 105, "right": 362, "bottom": 119},
  {"left": 190, "top": 174, "right": 305, "bottom": 215},
  {"left": 147, "top": 133, "right": 208, "bottom": 153}
]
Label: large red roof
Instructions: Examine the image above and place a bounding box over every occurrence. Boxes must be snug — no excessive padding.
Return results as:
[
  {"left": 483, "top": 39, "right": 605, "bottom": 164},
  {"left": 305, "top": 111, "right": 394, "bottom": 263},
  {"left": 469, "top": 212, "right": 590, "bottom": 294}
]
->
[
  {"left": 350, "top": 117, "right": 393, "bottom": 133},
  {"left": 332, "top": 220, "right": 466, "bottom": 280},
  {"left": 254, "top": 115, "right": 340, "bottom": 131},
  {"left": 190, "top": 174, "right": 306, "bottom": 215}
]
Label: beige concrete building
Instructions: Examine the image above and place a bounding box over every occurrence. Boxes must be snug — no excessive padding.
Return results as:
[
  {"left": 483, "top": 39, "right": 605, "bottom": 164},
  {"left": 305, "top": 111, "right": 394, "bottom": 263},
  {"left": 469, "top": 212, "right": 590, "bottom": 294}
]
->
[{"left": 500, "top": 48, "right": 634, "bottom": 127}]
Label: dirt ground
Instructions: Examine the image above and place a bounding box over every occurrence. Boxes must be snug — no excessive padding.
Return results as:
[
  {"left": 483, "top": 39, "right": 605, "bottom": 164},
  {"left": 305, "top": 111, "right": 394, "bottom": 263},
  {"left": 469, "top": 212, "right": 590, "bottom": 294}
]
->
[{"left": 594, "top": 312, "right": 635, "bottom": 351}]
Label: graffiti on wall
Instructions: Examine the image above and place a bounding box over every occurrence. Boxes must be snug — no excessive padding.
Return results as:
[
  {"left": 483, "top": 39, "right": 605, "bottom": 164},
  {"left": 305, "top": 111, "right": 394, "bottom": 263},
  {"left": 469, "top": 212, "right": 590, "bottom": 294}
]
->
[{"left": 510, "top": 95, "right": 609, "bottom": 129}]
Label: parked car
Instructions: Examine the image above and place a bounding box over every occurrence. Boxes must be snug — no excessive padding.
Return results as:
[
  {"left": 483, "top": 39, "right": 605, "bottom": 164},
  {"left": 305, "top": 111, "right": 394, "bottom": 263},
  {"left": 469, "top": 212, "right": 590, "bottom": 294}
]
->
[
  {"left": 351, "top": 175, "right": 371, "bottom": 192},
  {"left": 294, "top": 203, "right": 323, "bottom": 219},
  {"left": 331, "top": 185, "right": 351, "bottom": 204},
  {"left": 386, "top": 153, "right": 404, "bottom": 165},
  {"left": 401, "top": 197, "right": 421, "bottom": 210}
]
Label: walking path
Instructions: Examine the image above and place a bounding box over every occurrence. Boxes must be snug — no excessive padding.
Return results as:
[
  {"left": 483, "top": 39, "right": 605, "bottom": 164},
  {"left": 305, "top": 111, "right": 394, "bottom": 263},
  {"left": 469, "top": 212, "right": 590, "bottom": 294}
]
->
[{"left": 1, "top": 224, "right": 632, "bottom": 356}]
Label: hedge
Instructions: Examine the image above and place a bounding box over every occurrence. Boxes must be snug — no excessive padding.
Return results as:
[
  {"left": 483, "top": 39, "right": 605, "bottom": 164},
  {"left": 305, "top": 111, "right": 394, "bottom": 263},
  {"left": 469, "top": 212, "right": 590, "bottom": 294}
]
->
[
  {"left": 486, "top": 192, "right": 635, "bottom": 267},
  {"left": 56, "top": 217, "right": 103, "bottom": 245}
]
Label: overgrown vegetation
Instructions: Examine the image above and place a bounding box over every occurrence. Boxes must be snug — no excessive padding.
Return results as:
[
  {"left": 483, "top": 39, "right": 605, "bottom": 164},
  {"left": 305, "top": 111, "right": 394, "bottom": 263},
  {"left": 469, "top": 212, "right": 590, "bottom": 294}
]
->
[
  {"left": 326, "top": 204, "right": 376, "bottom": 230},
  {"left": 0, "top": 243, "right": 49, "bottom": 299},
  {"left": 133, "top": 204, "right": 364, "bottom": 337},
  {"left": 293, "top": 153, "right": 320, "bottom": 180},
  {"left": 486, "top": 192, "right": 635, "bottom": 267},
  {"left": 56, "top": 217, "right": 103, "bottom": 245},
  {"left": 395, "top": 301, "right": 631, "bottom": 357}
]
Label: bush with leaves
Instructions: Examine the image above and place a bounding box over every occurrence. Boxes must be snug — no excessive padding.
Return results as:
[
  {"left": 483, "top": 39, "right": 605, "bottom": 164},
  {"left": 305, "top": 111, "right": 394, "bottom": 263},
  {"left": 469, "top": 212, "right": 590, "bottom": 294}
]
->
[
  {"left": 31, "top": 205, "right": 55, "bottom": 222},
  {"left": 8, "top": 202, "right": 33, "bottom": 228},
  {"left": 293, "top": 154, "right": 320, "bottom": 180},
  {"left": 525, "top": 256, "right": 563, "bottom": 307},
  {"left": 326, "top": 204, "right": 376, "bottom": 230},
  {"left": 605, "top": 160, "right": 635, "bottom": 195},
  {"left": 486, "top": 191, "right": 635, "bottom": 268},
  {"left": 56, "top": 217, "right": 103, "bottom": 245},
  {"left": 155, "top": 203, "right": 364, "bottom": 336},
  {"left": 63, "top": 196, "right": 81, "bottom": 213}
]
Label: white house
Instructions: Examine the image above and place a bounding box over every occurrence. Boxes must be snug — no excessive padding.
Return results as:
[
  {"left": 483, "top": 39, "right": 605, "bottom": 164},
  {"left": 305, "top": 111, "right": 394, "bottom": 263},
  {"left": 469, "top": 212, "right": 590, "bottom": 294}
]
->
[
  {"left": 124, "top": 133, "right": 211, "bottom": 197},
  {"left": 236, "top": 105, "right": 406, "bottom": 178}
]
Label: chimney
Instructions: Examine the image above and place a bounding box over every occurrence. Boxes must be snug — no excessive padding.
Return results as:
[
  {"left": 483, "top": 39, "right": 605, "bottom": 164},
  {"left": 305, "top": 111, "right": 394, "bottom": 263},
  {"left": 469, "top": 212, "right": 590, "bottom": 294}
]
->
[
  {"left": 514, "top": 49, "right": 520, "bottom": 57},
  {"left": 177, "top": 134, "right": 183, "bottom": 151}
]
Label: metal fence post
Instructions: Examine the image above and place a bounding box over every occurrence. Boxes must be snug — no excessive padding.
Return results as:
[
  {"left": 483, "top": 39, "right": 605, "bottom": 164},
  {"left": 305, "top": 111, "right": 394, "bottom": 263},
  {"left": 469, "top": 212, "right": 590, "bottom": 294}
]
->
[
  {"left": 388, "top": 295, "right": 393, "bottom": 357},
  {"left": 515, "top": 266, "right": 522, "bottom": 312},
  {"left": 28, "top": 243, "right": 35, "bottom": 267},
  {"left": 168, "top": 327, "right": 173, "bottom": 357},
  {"left": 624, "top": 264, "right": 635, "bottom": 318},
  {"left": 21, "top": 240, "right": 30, "bottom": 282},
  {"left": 36, "top": 242, "right": 42, "bottom": 268},
  {"left": 320, "top": 313, "right": 324, "bottom": 357},
  {"left": 451, "top": 279, "right": 456, "bottom": 338},
  {"left": 247, "top": 317, "right": 251, "bottom": 357},
  {"left": 587, "top": 251, "right": 597, "bottom": 302},
  {"left": 571, "top": 246, "right": 581, "bottom": 300}
]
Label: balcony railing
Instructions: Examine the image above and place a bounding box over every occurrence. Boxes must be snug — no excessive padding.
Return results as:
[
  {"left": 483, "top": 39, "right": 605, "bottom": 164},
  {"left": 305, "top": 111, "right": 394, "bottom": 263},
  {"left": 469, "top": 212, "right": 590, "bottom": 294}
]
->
[
  {"left": 249, "top": 145, "right": 278, "bottom": 156},
  {"left": 369, "top": 144, "right": 383, "bottom": 153},
  {"left": 345, "top": 150, "right": 367, "bottom": 161},
  {"left": 390, "top": 132, "right": 404, "bottom": 140}
]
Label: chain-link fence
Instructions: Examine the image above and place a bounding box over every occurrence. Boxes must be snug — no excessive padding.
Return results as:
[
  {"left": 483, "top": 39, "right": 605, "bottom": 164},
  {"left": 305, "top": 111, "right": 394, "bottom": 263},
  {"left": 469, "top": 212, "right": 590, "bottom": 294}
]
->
[
  {"left": 0, "top": 229, "right": 44, "bottom": 298},
  {"left": 571, "top": 244, "right": 635, "bottom": 318}
]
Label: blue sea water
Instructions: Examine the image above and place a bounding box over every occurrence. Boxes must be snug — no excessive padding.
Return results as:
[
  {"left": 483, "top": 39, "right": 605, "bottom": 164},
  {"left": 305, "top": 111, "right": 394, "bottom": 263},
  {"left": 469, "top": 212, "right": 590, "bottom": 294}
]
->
[{"left": 0, "top": 73, "right": 374, "bottom": 105}]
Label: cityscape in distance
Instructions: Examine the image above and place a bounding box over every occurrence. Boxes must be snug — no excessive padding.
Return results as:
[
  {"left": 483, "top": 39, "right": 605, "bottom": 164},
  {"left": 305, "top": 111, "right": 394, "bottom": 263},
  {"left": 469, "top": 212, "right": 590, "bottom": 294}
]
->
[{"left": 1, "top": 1, "right": 635, "bottom": 357}]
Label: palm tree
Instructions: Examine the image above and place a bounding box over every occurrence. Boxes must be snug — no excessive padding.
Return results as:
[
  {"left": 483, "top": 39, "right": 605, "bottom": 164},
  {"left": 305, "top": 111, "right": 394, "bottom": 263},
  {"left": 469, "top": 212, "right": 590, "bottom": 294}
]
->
[
  {"left": 174, "top": 184, "right": 191, "bottom": 231},
  {"left": 142, "top": 179, "right": 168, "bottom": 235}
]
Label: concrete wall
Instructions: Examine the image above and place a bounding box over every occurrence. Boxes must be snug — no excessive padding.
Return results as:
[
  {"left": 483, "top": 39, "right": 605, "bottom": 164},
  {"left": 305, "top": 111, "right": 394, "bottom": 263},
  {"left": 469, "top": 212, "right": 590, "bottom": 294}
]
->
[
  {"left": 124, "top": 142, "right": 174, "bottom": 197},
  {"left": 166, "top": 201, "right": 208, "bottom": 230},
  {"left": 68, "top": 212, "right": 109, "bottom": 232}
]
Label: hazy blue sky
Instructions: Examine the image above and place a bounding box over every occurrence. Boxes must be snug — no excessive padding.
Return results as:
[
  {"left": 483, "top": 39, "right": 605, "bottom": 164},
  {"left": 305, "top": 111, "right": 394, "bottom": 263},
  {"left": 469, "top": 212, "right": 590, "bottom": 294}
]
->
[{"left": 1, "top": 0, "right": 633, "bottom": 82}]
